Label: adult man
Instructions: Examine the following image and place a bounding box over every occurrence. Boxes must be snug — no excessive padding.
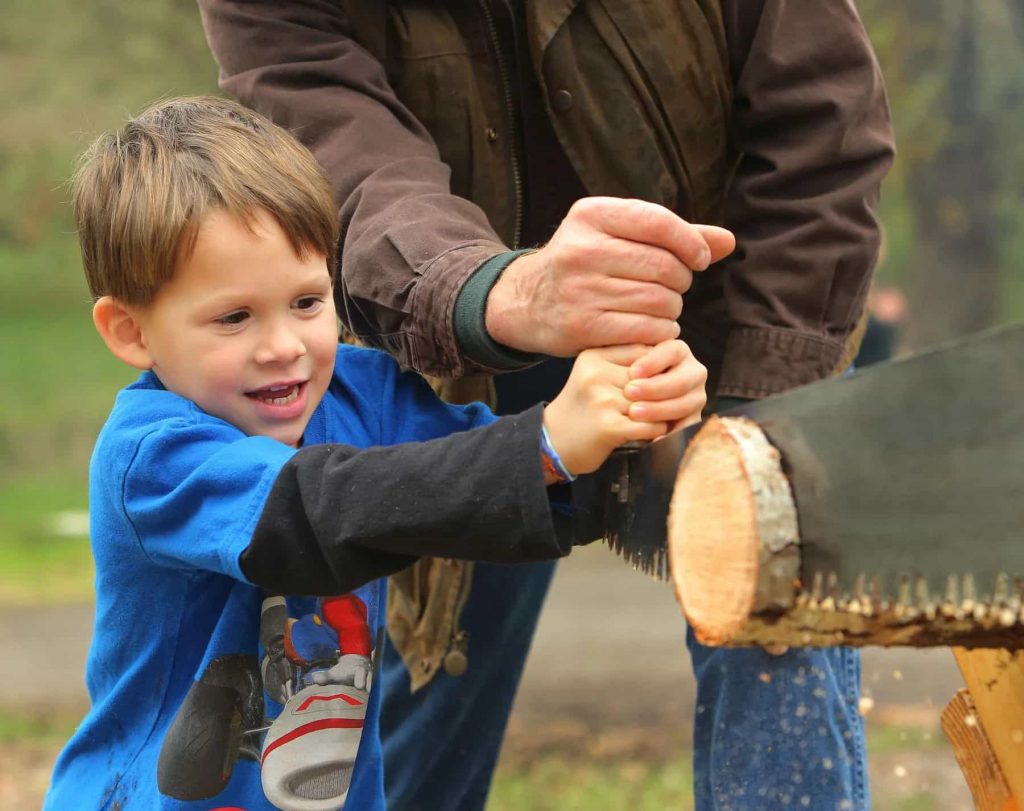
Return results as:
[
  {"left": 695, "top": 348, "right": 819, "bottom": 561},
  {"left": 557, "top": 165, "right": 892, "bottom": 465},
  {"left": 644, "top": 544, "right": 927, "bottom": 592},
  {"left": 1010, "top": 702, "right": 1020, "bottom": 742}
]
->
[{"left": 200, "top": 1, "right": 894, "bottom": 808}]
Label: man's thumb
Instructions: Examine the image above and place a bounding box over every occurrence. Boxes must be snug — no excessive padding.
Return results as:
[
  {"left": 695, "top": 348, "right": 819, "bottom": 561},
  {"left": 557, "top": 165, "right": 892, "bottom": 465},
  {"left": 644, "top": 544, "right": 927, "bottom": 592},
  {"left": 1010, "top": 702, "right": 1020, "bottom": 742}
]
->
[{"left": 697, "top": 224, "right": 736, "bottom": 264}]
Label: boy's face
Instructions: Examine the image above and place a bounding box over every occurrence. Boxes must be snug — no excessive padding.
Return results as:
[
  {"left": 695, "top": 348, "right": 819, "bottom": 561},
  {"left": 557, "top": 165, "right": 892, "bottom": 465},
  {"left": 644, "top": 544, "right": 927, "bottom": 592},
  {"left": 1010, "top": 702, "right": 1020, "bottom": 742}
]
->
[{"left": 133, "top": 209, "right": 338, "bottom": 447}]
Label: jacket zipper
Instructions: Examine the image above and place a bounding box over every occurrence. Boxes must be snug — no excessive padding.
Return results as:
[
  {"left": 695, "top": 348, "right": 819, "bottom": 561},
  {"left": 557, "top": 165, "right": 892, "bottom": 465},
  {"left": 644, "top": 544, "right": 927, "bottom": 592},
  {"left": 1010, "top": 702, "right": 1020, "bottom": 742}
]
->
[{"left": 478, "top": 0, "right": 524, "bottom": 249}]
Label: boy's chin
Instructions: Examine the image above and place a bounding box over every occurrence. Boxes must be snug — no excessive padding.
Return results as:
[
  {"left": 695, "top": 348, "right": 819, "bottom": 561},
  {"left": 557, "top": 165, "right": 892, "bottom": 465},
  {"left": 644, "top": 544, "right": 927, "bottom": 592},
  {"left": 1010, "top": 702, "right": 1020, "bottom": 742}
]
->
[
  {"left": 242, "top": 418, "right": 308, "bottom": 448},
  {"left": 267, "top": 426, "right": 306, "bottom": 448}
]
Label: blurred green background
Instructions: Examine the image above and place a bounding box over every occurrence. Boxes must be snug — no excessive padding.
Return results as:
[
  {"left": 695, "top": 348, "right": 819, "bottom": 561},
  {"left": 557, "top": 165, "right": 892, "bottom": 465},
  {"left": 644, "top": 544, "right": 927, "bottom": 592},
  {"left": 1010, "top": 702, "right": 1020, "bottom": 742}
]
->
[
  {"left": 4, "top": 0, "right": 1024, "bottom": 604},
  {"left": 2, "top": 1, "right": 1023, "bottom": 807},
  {"left": 0, "top": 0, "right": 221, "bottom": 603}
]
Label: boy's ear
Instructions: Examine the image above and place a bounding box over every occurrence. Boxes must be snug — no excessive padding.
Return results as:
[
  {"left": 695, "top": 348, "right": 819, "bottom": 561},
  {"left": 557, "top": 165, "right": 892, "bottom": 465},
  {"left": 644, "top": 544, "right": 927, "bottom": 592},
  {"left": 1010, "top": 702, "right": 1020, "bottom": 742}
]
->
[{"left": 92, "top": 296, "right": 154, "bottom": 370}]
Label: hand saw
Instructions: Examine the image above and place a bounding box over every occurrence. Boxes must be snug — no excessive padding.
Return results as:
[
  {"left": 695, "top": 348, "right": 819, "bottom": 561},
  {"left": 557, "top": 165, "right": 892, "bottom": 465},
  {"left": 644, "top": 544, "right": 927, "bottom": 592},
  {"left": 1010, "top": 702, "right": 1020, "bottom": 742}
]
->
[{"left": 577, "top": 322, "right": 1024, "bottom": 648}]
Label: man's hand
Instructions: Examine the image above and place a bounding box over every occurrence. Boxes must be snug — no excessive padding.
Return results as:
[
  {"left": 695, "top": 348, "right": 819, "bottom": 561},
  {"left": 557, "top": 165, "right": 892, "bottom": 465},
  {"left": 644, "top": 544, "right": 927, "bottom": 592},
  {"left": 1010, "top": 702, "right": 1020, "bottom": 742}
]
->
[
  {"left": 485, "top": 198, "right": 735, "bottom": 357},
  {"left": 543, "top": 339, "right": 707, "bottom": 477}
]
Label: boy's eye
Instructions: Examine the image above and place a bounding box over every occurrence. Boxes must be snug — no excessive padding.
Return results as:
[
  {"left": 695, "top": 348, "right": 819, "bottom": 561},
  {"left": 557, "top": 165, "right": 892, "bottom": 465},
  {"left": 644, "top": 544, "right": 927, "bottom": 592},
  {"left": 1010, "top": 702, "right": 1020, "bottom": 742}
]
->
[
  {"left": 217, "top": 311, "right": 249, "bottom": 327},
  {"left": 295, "top": 296, "right": 324, "bottom": 313}
]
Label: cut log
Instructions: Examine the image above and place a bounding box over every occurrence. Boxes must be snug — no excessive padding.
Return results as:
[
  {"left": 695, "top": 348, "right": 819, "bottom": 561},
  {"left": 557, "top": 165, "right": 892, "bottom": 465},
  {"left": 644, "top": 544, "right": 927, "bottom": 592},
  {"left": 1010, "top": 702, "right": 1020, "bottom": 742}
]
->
[
  {"left": 667, "top": 416, "right": 799, "bottom": 645},
  {"left": 667, "top": 416, "right": 1024, "bottom": 649}
]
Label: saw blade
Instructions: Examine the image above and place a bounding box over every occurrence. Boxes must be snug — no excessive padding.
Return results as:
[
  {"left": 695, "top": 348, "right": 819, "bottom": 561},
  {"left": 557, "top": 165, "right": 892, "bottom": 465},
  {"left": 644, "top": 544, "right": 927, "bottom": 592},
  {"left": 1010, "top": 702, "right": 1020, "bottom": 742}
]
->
[{"left": 600, "top": 322, "right": 1024, "bottom": 615}]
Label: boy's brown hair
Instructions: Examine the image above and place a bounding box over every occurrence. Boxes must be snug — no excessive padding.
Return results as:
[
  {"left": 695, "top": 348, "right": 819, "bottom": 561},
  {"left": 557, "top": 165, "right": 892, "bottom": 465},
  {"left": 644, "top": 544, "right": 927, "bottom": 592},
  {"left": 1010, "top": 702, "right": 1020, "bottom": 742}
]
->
[{"left": 73, "top": 96, "right": 338, "bottom": 304}]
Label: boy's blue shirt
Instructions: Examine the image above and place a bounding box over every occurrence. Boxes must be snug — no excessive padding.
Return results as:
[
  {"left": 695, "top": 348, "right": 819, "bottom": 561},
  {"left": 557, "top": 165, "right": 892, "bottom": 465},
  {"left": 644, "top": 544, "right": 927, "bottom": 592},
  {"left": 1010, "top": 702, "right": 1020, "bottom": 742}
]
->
[{"left": 45, "top": 345, "right": 496, "bottom": 811}]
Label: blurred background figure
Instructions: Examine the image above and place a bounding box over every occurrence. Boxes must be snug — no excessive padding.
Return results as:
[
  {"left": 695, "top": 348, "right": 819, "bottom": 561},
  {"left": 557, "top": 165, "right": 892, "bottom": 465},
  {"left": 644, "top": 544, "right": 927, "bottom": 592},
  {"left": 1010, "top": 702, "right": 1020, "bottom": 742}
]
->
[{"left": 856, "top": 285, "right": 911, "bottom": 367}]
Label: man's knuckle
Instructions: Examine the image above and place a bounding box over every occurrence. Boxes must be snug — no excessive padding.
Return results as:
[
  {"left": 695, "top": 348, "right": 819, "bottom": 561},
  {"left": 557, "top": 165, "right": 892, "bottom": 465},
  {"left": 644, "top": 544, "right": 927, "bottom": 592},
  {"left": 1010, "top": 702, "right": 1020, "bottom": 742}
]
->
[{"left": 633, "top": 284, "right": 667, "bottom": 315}]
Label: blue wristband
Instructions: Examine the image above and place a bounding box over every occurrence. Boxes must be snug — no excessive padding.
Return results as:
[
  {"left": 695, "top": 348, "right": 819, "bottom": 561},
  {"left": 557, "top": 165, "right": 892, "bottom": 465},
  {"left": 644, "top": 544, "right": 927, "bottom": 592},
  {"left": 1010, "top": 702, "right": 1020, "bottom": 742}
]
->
[{"left": 540, "top": 425, "right": 577, "bottom": 483}]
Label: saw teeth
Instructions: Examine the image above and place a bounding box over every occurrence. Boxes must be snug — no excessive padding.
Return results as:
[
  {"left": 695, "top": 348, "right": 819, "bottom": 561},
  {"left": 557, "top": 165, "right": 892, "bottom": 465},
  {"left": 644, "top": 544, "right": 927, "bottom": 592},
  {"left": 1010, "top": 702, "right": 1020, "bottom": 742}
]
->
[
  {"left": 945, "top": 575, "right": 959, "bottom": 605},
  {"left": 962, "top": 573, "right": 977, "bottom": 611},
  {"left": 811, "top": 571, "right": 824, "bottom": 601},
  {"left": 914, "top": 576, "right": 930, "bottom": 609},
  {"left": 826, "top": 571, "right": 840, "bottom": 600},
  {"left": 897, "top": 577, "right": 912, "bottom": 609},
  {"left": 995, "top": 572, "right": 1011, "bottom": 604}
]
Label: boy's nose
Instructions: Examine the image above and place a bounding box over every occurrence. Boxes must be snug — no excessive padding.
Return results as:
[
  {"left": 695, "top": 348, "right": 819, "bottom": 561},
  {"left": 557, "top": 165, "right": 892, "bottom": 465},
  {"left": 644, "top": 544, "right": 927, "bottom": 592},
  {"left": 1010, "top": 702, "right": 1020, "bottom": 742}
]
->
[{"left": 255, "top": 322, "right": 307, "bottom": 365}]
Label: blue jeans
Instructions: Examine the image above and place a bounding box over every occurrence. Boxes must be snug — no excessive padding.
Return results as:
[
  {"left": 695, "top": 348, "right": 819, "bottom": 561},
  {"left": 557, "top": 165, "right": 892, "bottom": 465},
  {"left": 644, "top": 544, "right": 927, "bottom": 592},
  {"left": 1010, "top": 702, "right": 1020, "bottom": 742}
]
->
[
  {"left": 380, "top": 560, "right": 868, "bottom": 811},
  {"left": 379, "top": 560, "right": 557, "bottom": 811},
  {"left": 687, "top": 629, "right": 868, "bottom": 810}
]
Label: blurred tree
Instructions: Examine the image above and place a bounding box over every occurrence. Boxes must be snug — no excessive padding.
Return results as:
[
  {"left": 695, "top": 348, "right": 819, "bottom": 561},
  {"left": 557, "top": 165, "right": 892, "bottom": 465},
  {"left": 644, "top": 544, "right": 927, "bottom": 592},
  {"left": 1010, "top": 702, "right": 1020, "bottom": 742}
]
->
[
  {"left": 0, "top": 0, "right": 218, "bottom": 249},
  {"left": 859, "top": 0, "right": 1024, "bottom": 346}
]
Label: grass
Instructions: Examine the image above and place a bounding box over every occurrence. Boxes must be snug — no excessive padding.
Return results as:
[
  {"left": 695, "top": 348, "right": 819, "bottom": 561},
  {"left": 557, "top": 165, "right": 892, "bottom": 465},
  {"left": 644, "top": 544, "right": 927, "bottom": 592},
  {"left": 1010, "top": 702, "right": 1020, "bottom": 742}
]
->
[
  {"left": 0, "top": 695, "right": 962, "bottom": 811},
  {"left": 485, "top": 724, "right": 956, "bottom": 811},
  {"left": 0, "top": 475, "right": 94, "bottom": 605},
  {"left": 0, "top": 243, "right": 127, "bottom": 604},
  {"left": 0, "top": 710, "right": 78, "bottom": 747},
  {"left": 489, "top": 758, "right": 694, "bottom": 811}
]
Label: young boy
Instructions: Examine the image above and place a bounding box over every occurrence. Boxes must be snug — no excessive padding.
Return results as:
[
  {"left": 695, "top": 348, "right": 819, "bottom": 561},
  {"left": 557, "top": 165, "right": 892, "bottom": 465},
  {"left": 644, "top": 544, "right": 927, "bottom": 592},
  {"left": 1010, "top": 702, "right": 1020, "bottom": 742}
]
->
[{"left": 45, "top": 96, "right": 710, "bottom": 811}]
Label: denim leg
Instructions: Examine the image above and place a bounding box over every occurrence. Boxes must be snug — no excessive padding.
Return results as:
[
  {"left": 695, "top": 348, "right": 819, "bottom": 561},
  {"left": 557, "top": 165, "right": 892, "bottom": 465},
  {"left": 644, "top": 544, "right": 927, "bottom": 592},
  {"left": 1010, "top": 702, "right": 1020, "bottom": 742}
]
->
[
  {"left": 380, "top": 559, "right": 556, "bottom": 811},
  {"left": 688, "top": 628, "right": 868, "bottom": 811}
]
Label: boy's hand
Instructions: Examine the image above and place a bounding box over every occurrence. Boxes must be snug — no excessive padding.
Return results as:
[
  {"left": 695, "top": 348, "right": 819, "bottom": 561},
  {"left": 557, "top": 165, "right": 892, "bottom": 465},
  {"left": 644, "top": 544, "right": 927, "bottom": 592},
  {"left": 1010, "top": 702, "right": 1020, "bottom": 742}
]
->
[
  {"left": 624, "top": 338, "right": 708, "bottom": 432},
  {"left": 543, "top": 339, "right": 707, "bottom": 477}
]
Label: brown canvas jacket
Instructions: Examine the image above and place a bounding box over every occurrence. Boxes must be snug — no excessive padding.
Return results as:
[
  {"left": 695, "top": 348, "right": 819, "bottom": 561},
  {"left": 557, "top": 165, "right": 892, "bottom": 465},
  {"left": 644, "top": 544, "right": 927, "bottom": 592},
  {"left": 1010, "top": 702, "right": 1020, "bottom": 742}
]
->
[
  {"left": 200, "top": 0, "right": 895, "bottom": 688},
  {"left": 201, "top": 0, "right": 894, "bottom": 395}
]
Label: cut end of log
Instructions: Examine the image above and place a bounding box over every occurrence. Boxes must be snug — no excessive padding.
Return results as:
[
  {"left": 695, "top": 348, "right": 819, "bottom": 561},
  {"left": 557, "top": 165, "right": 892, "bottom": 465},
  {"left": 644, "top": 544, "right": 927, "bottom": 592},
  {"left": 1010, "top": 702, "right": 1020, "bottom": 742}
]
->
[{"left": 667, "top": 416, "right": 799, "bottom": 645}]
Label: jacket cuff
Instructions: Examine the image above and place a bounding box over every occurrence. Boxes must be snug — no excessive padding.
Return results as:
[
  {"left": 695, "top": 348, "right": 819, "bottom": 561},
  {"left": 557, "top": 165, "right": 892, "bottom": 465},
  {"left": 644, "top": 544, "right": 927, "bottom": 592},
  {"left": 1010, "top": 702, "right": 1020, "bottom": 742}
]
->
[
  {"left": 453, "top": 250, "right": 545, "bottom": 372},
  {"left": 717, "top": 327, "right": 845, "bottom": 399}
]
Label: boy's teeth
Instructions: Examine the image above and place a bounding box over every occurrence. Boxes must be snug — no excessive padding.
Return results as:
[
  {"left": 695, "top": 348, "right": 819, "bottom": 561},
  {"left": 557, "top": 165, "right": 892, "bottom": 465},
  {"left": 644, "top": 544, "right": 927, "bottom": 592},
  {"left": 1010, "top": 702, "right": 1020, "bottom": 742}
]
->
[{"left": 257, "top": 384, "right": 300, "bottom": 405}]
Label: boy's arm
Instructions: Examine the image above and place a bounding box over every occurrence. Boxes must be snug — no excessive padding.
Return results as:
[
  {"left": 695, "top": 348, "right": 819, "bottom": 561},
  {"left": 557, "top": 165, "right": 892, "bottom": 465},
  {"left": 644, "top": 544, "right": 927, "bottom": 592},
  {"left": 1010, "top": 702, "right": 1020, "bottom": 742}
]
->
[
  {"left": 123, "top": 403, "right": 562, "bottom": 595},
  {"left": 241, "top": 405, "right": 563, "bottom": 597}
]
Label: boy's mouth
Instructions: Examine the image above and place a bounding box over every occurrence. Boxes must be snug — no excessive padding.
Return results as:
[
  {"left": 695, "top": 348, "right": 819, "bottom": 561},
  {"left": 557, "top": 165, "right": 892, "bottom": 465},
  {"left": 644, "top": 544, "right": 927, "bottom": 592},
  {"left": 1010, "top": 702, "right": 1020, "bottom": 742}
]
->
[{"left": 246, "top": 381, "right": 306, "bottom": 406}]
